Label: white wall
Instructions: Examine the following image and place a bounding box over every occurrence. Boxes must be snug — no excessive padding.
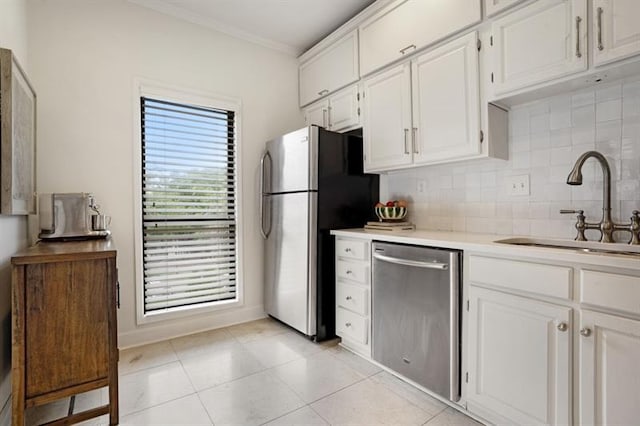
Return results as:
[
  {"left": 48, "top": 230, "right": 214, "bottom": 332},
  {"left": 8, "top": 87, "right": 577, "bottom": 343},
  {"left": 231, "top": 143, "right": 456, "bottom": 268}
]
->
[
  {"left": 0, "top": 0, "right": 30, "bottom": 420},
  {"left": 27, "top": 0, "right": 303, "bottom": 347},
  {"left": 382, "top": 79, "right": 640, "bottom": 241}
]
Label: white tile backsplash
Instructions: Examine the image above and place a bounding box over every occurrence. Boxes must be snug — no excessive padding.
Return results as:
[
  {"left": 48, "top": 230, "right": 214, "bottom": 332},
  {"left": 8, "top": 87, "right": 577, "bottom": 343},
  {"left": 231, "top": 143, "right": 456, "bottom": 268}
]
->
[{"left": 381, "top": 80, "right": 640, "bottom": 239}]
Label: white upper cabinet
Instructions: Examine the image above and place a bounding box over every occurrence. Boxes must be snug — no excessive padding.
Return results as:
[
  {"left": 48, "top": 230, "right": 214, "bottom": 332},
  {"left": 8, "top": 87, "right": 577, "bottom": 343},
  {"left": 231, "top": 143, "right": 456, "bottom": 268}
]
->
[
  {"left": 484, "top": 0, "right": 526, "bottom": 17},
  {"left": 362, "top": 63, "right": 413, "bottom": 171},
  {"left": 359, "top": 0, "right": 482, "bottom": 76},
  {"left": 579, "top": 309, "right": 640, "bottom": 425},
  {"left": 491, "top": 0, "right": 588, "bottom": 96},
  {"left": 363, "top": 32, "right": 495, "bottom": 172},
  {"left": 299, "top": 29, "right": 359, "bottom": 107},
  {"left": 466, "top": 286, "right": 572, "bottom": 425},
  {"left": 303, "top": 84, "right": 360, "bottom": 132},
  {"left": 592, "top": 0, "right": 640, "bottom": 67},
  {"left": 411, "top": 32, "right": 481, "bottom": 163}
]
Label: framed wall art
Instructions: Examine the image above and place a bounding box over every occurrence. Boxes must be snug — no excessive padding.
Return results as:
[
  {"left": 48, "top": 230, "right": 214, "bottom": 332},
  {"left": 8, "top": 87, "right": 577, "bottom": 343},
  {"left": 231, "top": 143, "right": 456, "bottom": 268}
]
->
[{"left": 0, "top": 47, "right": 36, "bottom": 215}]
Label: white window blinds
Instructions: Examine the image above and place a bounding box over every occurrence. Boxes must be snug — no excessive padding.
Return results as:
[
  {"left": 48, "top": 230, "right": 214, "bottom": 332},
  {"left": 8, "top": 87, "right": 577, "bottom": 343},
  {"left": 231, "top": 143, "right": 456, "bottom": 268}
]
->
[{"left": 141, "top": 97, "right": 237, "bottom": 313}]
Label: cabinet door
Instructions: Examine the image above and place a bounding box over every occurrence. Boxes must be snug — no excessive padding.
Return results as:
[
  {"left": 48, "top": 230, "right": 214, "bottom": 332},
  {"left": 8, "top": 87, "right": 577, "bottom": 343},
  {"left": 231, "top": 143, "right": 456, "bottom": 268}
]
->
[
  {"left": 328, "top": 85, "right": 360, "bottom": 132},
  {"left": 411, "top": 32, "right": 481, "bottom": 164},
  {"left": 362, "top": 63, "right": 413, "bottom": 172},
  {"left": 299, "top": 30, "right": 359, "bottom": 107},
  {"left": 359, "top": 0, "right": 481, "bottom": 76},
  {"left": 304, "top": 100, "right": 329, "bottom": 128},
  {"left": 579, "top": 310, "right": 640, "bottom": 425},
  {"left": 593, "top": 0, "right": 640, "bottom": 66},
  {"left": 491, "top": 0, "right": 587, "bottom": 96},
  {"left": 467, "top": 286, "right": 571, "bottom": 425},
  {"left": 24, "top": 259, "right": 110, "bottom": 397},
  {"left": 485, "top": 0, "right": 525, "bottom": 17}
]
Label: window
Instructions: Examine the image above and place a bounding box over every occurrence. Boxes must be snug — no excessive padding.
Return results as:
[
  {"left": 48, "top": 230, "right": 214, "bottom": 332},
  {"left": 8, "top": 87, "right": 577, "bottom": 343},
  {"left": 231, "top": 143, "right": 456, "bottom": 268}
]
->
[{"left": 139, "top": 95, "right": 238, "bottom": 316}]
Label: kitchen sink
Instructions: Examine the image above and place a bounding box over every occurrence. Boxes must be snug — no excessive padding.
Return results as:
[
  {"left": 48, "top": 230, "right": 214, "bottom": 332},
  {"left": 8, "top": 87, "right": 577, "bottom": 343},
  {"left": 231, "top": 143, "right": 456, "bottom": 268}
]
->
[{"left": 495, "top": 237, "right": 640, "bottom": 257}]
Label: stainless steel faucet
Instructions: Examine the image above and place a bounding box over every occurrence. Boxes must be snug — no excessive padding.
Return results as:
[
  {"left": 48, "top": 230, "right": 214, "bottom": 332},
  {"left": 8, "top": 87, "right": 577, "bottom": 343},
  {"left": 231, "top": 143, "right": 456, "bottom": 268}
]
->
[
  {"left": 563, "top": 150, "right": 639, "bottom": 244},
  {"left": 566, "top": 151, "right": 615, "bottom": 242}
]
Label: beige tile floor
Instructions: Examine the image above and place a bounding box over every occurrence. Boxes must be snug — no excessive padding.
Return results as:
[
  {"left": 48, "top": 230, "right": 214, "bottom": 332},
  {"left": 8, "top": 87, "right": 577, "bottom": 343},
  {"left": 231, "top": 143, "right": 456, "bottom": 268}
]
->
[{"left": 26, "top": 318, "right": 483, "bottom": 426}]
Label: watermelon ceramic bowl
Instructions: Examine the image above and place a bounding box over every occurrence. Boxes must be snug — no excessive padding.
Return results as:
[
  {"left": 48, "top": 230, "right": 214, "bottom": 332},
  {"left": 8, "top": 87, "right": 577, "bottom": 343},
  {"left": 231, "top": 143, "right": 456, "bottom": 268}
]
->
[{"left": 374, "top": 206, "right": 407, "bottom": 222}]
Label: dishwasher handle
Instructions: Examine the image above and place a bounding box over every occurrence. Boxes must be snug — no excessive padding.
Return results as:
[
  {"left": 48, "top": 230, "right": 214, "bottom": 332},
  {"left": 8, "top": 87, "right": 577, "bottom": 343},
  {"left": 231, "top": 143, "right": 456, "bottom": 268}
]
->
[{"left": 373, "top": 253, "right": 449, "bottom": 270}]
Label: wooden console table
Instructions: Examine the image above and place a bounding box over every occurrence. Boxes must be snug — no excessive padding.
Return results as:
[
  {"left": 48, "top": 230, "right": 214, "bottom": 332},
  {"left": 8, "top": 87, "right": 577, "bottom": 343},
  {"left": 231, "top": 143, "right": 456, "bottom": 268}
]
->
[{"left": 11, "top": 239, "right": 119, "bottom": 425}]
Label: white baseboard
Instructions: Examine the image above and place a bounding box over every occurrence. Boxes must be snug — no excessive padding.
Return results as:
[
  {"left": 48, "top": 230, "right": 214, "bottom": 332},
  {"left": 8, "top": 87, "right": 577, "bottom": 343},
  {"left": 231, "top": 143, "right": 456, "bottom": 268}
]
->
[{"left": 118, "top": 304, "right": 266, "bottom": 349}]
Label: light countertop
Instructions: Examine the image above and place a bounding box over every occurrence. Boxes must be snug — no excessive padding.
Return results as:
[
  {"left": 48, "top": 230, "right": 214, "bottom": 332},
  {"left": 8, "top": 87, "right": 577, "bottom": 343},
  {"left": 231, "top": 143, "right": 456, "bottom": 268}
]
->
[{"left": 331, "top": 228, "right": 640, "bottom": 271}]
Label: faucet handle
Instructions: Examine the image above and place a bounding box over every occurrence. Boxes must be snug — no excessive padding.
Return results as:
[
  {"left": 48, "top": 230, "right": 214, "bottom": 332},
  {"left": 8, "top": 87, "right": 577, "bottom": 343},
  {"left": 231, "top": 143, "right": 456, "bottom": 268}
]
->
[
  {"left": 630, "top": 211, "right": 640, "bottom": 245},
  {"left": 560, "top": 209, "right": 587, "bottom": 241}
]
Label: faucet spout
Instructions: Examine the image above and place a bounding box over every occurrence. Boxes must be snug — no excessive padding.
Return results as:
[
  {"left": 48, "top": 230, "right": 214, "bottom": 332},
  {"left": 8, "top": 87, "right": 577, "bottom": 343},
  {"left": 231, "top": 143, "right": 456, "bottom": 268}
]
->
[{"left": 566, "top": 150, "right": 613, "bottom": 242}]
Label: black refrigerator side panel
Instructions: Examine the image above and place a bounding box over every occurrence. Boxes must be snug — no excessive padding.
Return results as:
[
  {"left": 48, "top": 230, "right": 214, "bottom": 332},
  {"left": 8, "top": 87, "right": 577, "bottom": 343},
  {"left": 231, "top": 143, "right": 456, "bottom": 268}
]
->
[{"left": 314, "top": 128, "right": 379, "bottom": 341}]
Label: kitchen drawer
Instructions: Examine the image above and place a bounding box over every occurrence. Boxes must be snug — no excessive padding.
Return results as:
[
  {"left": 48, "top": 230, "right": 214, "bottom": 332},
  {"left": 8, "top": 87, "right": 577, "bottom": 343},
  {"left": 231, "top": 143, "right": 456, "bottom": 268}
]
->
[
  {"left": 469, "top": 255, "right": 572, "bottom": 300},
  {"left": 336, "top": 238, "right": 369, "bottom": 261},
  {"left": 336, "top": 259, "right": 369, "bottom": 285},
  {"left": 336, "top": 307, "right": 368, "bottom": 345},
  {"left": 580, "top": 270, "right": 640, "bottom": 316},
  {"left": 336, "top": 282, "right": 368, "bottom": 315}
]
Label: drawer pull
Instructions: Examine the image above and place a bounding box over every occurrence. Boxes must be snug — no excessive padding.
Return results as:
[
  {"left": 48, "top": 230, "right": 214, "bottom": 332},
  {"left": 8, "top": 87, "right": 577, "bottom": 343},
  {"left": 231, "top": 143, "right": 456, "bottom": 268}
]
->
[
  {"left": 580, "top": 327, "right": 592, "bottom": 337},
  {"left": 344, "top": 247, "right": 352, "bottom": 253},
  {"left": 345, "top": 296, "right": 353, "bottom": 301},
  {"left": 346, "top": 270, "right": 353, "bottom": 275},
  {"left": 557, "top": 322, "right": 568, "bottom": 332},
  {"left": 345, "top": 322, "right": 352, "bottom": 327},
  {"left": 399, "top": 44, "right": 416, "bottom": 55}
]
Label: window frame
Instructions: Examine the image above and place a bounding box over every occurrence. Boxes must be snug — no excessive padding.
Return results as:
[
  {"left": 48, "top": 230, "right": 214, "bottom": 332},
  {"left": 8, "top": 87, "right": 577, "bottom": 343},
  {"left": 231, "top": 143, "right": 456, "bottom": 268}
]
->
[{"left": 133, "top": 79, "right": 243, "bottom": 324}]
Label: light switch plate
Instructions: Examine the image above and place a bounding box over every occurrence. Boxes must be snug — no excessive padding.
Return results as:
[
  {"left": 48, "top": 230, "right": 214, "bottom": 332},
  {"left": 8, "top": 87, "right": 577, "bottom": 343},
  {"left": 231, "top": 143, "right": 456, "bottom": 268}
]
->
[{"left": 506, "top": 174, "right": 530, "bottom": 196}]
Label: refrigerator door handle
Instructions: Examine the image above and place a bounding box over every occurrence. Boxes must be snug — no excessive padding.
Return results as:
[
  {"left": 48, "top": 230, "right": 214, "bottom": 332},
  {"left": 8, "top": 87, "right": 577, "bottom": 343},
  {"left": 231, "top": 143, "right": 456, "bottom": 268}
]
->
[{"left": 260, "top": 151, "right": 272, "bottom": 239}]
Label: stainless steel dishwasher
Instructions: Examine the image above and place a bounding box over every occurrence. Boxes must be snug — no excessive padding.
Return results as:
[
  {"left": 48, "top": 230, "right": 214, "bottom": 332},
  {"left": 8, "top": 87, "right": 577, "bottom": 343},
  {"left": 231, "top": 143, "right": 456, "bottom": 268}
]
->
[{"left": 372, "top": 241, "right": 461, "bottom": 402}]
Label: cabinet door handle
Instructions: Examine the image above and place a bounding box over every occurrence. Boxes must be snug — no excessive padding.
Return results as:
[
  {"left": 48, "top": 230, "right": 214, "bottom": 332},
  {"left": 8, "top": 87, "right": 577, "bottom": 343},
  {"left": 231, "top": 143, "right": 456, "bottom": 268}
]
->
[
  {"left": 346, "top": 296, "right": 353, "bottom": 301},
  {"left": 597, "top": 7, "right": 604, "bottom": 51},
  {"left": 557, "top": 322, "right": 568, "bottom": 332},
  {"left": 345, "top": 270, "right": 353, "bottom": 275},
  {"left": 322, "top": 109, "right": 328, "bottom": 127},
  {"left": 344, "top": 247, "right": 352, "bottom": 253},
  {"left": 412, "top": 127, "right": 418, "bottom": 154},
  {"left": 403, "top": 128, "right": 410, "bottom": 154},
  {"left": 575, "top": 16, "right": 582, "bottom": 58},
  {"left": 399, "top": 44, "right": 416, "bottom": 55},
  {"left": 327, "top": 106, "right": 332, "bottom": 128},
  {"left": 345, "top": 322, "right": 352, "bottom": 327},
  {"left": 580, "top": 327, "right": 592, "bottom": 337},
  {"left": 318, "top": 89, "right": 329, "bottom": 96}
]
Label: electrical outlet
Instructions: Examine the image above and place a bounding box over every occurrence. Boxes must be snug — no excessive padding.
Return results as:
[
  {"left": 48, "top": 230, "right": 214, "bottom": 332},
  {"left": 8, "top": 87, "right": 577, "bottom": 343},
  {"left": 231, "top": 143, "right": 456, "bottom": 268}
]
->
[{"left": 506, "top": 174, "right": 530, "bottom": 196}]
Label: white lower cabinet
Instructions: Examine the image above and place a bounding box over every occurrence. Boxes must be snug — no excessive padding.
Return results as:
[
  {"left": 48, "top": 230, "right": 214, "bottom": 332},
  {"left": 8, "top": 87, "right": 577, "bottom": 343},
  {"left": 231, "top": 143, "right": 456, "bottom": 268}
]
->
[
  {"left": 466, "top": 255, "right": 640, "bottom": 425},
  {"left": 579, "top": 309, "right": 640, "bottom": 425},
  {"left": 466, "top": 286, "right": 571, "bottom": 425},
  {"left": 334, "top": 236, "right": 371, "bottom": 357}
]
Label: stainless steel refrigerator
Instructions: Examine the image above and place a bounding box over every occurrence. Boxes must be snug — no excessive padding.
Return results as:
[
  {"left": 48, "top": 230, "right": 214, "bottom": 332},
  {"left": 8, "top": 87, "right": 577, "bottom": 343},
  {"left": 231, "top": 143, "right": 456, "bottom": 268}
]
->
[{"left": 260, "top": 126, "right": 378, "bottom": 341}]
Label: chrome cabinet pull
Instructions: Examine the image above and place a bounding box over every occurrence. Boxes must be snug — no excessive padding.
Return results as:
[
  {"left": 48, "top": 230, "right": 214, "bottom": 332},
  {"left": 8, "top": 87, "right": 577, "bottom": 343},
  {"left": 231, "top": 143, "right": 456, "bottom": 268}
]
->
[
  {"left": 345, "top": 322, "right": 352, "bottom": 327},
  {"left": 344, "top": 247, "right": 352, "bottom": 253},
  {"left": 557, "top": 322, "right": 568, "bottom": 332},
  {"left": 575, "top": 16, "right": 582, "bottom": 58},
  {"left": 403, "top": 128, "right": 410, "bottom": 154},
  {"left": 327, "top": 106, "right": 332, "bottom": 128},
  {"left": 580, "top": 327, "right": 592, "bottom": 337},
  {"left": 412, "top": 127, "right": 418, "bottom": 154},
  {"left": 597, "top": 7, "right": 604, "bottom": 51},
  {"left": 399, "top": 44, "right": 416, "bottom": 55},
  {"left": 322, "top": 109, "right": 328, "bottom": 128},
  {"left": 346, "top": 296, "right": 353, "bottom": 301},
  {"left": 345, "top": 270, "right": 353, "bottom": 275},
  {"left": 318, "top": 89, "right": 329, "bottom": 96}
]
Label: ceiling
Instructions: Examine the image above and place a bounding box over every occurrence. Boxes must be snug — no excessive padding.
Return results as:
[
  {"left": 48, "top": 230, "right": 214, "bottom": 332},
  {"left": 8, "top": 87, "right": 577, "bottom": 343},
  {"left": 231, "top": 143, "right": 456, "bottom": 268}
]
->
[{"left": 128, "top": 0, "right": 376, "bottom": 56}]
